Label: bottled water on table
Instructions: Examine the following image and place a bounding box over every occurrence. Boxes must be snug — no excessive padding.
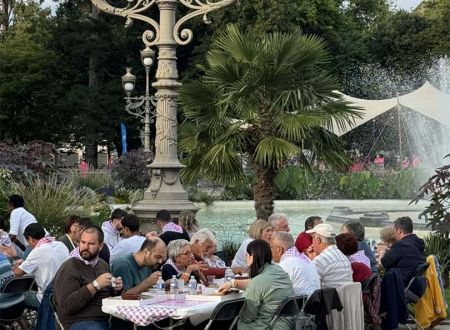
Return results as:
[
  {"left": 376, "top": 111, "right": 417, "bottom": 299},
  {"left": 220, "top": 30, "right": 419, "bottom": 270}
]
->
[
  {"left": 225, "top": 267, "right": 235, "bottom": 281},
  {"left": 188, "top": 276, "right": 197, "bottom": 295},
  {"left": 156, "top": 276, "right": 165, "bottom": 295},
  {"left": 169, "top": 275, "right": 178, "bottom": 294}
]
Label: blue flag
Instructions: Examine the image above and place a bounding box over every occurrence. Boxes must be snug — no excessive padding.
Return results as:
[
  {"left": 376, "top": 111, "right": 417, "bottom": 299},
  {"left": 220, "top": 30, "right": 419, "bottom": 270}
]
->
[{"left": 120, "top": 122, "right": 127, "bottom": 154}]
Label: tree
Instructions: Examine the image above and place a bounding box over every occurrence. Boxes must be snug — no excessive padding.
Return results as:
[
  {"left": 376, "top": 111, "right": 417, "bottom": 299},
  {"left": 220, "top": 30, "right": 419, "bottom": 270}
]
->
[{"left": 179, "top": 25, "right": 361, "bottom": 219}]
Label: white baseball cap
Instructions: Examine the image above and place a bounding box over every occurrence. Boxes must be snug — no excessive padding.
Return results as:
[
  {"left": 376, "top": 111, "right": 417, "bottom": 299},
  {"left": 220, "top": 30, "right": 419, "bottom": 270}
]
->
[{"left": 306, "top": 223, "right": 336, "bottom": 238}]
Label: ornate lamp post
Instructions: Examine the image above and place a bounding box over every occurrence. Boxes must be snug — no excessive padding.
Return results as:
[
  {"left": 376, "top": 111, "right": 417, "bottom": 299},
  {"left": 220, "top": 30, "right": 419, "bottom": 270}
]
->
[
  {"left": 121, "top": 47, "right": 156, "bottom": 159},
  {"left": 91, "top": 0, "right": 236, "bottom": 223}
]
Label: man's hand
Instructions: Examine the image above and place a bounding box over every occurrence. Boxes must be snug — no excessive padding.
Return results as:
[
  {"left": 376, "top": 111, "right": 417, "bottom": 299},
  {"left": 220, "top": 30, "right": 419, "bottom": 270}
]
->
[
  {"left": 113, "top": 276, "right": 123, "bottom": 292},
  {"left": 146, "top": 271, "right": 162, "bottom": 287},
  {"left": 95, "top": 273, "right": 113, "bottom": 289}
]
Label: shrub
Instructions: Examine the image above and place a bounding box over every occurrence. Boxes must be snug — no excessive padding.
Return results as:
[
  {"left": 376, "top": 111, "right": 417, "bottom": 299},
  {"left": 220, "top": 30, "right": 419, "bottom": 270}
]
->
[
  {"left": 219, "top": 233, "right": 242, "bottom": 266},
  {"left": 423, "top": 234, "right": 450, "bottom": 287},
  {"left": 12, "top": 174, "right": 97, "bottom": 236},
  {"left": 111, "top": 150, "right": 150, "bottom": 190},
  {"left": 68, "top": 168, "right": 113, "bottom": 192}
]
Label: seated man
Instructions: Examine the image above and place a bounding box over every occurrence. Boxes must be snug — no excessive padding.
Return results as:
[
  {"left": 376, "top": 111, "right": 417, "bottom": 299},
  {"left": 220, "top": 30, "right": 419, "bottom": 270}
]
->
[
  {"left": 268, "top": 213, "right": 290, "bottom": 232},
  {"left": 341, "top": 220, "right": 377, "bottom": 272},
  {"left": 381, "top": 216, "right": 425, "bottom": 288},
  {"left": 270, "top": 231, "right": 320, "bottom": 296},
  {"left": 110, "top": 214, "right": 146, "bottom": 264},
  {"left": 54, "top": 226, "right": 123, "bottom": 330},
  {"left": 101, "top": 208, "right": 128, "bottom": 250},
  {"left": 295, "top": 216, "right": 322, "bottom": 253},
  {"left": 156, "top": 210, "right": 190, "bottom": 246},
  {"left": 13, "top": 223, "right": 69, "bottom": 309},
  {"left": 307, "top": 223, "right": 353, "bottom": 288},
  {"left": 111, "top": 237, "right": 166, "bottom": 294},
  {"left": 190, "top": 229, "right": 227, "bottom": 278}
]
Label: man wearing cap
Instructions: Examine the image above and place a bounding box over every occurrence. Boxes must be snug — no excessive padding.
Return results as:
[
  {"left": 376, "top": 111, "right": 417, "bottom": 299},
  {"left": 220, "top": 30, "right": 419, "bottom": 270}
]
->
[{"left": 307, "top": 223, "right": 353, "bottom": 288}]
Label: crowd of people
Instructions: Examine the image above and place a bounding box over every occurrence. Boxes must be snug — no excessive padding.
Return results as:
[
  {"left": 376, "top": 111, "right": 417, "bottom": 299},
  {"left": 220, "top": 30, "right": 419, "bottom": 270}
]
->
[{"left": 0, "top": 194, "right": 444, "bottom": 330}]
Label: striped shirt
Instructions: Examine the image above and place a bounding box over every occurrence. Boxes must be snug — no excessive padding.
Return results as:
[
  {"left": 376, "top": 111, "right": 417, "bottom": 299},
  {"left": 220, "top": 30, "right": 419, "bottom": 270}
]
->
[{"left": 313, "top": 245, "right": 353, "bottom": 288}]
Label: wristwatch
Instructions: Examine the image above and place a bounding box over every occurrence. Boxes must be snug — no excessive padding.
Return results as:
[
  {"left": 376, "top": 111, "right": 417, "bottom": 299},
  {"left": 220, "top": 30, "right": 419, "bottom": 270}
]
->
[
  {"left": 231, "top": 279, "right": 236, "bottom": 288},
  {"left": 92, "top": 280, "right": 101, "bottom": 290}
]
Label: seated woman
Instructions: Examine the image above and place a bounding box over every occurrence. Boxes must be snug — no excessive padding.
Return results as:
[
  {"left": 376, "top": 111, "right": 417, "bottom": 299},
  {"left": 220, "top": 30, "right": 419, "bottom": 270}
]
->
[
  {"left": 218, "top": 239, "right": 294, "bottom": 330},
  {"left": 161, "top": 239, "right": 206, "bottom": 284},
  {"left": 376, "top": 226, "right": 396, "bottom": 266},
  {"left": 336, "top": 233, "right": 372, "bottom": 283},
  {"left": 231, "top": 219, "right": 273, "bottom": 269}
]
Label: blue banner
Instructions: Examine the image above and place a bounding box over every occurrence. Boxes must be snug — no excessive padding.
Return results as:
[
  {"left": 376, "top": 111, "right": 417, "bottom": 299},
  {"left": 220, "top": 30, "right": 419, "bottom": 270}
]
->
[{"left": 120, "top": 122, "right": 127, "bottom": 154}]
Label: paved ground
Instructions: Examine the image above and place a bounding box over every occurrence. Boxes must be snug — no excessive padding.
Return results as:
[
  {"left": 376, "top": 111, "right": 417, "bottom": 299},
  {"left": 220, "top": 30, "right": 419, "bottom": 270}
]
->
[{"left": 398, "top": 319, "right": 450, "bottom": 329}]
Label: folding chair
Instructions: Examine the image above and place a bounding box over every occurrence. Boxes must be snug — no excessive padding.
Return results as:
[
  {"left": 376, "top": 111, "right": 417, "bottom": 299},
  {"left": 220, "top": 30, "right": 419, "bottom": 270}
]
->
[
  {"left": 294, "top": 295, "right": 316, "bottom": 330},
  {"left": 204, "top": 297, "right": 245, "bottom": 330},
  {"left": 0, "top": 292, "right": 28, "bottom": 329},
  {"left": 404, "top": 262, "right": 429, "bottom": 330},
  {"left": 269, "top": 296, "right": 299, "bottom": 330},
  {"left": 2, "top": 275, "right": 35, "bottom": 293},
  {"left": 49, "top": 293, "right": 65, "bottom": 330}
]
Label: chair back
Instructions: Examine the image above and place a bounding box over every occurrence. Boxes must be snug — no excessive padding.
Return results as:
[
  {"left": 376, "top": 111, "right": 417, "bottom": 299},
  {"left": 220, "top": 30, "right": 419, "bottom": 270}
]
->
[
  {"left": 294, "top": 295, "right": 309, "bottom": 312},
  {"left": 0, "top": 292, "right": 26, "bottom": 321},
  {"left": 269, "top": 296, "right": 299, "bottom": 329},
  {"left": 204, "top": 297, "right": 245, "bottom": 330},
  {"left": 49, "top": 293, "right": 65, "bottom": 330},
  {"left": 405, "top": 262, "right": 429, "bottom": 303},
  {"left": 2, "top": 275, "right": 35, "bottom": 293},
  {"left": 326, "top": 282, "right": 364, "bottom": 330},
  {"left": 361, "top": 274, "right": 379, "bottom": 295}
]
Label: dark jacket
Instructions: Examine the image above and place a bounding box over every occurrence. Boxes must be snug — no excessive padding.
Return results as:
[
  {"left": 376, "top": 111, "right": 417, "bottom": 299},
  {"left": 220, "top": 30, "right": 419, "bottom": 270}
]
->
[
  {"left": 380, "top": 268, "right": 407, "bottom": 330},
  {"left": 381, "top": 234, "right": 425, "bottom": 286},
  {"left": 159, "top": 230, "right": 190, "bottom": 246}
]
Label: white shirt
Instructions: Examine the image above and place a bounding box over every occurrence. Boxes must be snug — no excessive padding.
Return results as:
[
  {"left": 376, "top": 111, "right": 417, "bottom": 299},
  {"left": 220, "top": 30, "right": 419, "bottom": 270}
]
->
[
  {"left": 9, "top": 207, "right": 37, "bottom": 246},
  {"left": 279, "top": 254, "right": 320, "bottom": 296},
  {"left": 313, "top": 245, "right": 353, "bottom": 289},
  {"left": 19, "top": 241, "right": 69, "bottom": 301},
  {"left": 231, "top": 237, "right": 253, "bottom": 268},
  {"left": 110, "top": 235, "right": 146, "bottom": 265}
]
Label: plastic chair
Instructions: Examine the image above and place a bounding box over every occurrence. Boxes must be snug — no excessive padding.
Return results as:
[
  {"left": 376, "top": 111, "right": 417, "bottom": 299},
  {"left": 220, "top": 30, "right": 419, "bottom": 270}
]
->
[
  {"left": 269, "top": 296, "right": 299, "bottom": 330},
  {"left": 0, "top": 292, "right": 28, "bottom": 329},
  {"left": 204, "top": 297, "right": 245, "bottom": 330},
  {"left": 2, "top": 275, "right": 35, "bottom": 293}
]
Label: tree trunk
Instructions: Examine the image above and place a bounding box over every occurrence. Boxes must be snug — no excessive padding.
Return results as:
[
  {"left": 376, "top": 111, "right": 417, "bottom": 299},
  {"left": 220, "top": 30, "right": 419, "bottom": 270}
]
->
[
  {"left": 252, "top": 161, "right": 276, "bottom": 220},
  {"left": 85, "top": 4, "right": 99, "bottom": 168}
]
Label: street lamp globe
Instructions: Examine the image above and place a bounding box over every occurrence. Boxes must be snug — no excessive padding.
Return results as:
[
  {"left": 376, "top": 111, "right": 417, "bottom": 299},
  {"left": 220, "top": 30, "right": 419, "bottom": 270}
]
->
[
  {"left": 122, "top": 67, "right": 136, "bottom": 93},
  {"left": 141, "top": 47, "right": 155, "bottom": 68}
]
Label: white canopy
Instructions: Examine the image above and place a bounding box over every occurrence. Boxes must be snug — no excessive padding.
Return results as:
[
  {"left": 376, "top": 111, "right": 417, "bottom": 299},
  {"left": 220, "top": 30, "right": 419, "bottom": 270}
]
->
[{"left": 334, "top": 81, "right": 450, "bottom": 137}]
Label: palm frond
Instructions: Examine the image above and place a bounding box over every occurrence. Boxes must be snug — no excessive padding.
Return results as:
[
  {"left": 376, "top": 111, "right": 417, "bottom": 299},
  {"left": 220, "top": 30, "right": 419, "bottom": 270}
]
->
[{"left": 254, "top": 137, "right": 299, "bottom": 167}]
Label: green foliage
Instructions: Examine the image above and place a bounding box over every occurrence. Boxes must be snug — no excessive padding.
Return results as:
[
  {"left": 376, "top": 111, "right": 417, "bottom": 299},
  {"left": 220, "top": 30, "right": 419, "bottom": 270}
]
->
[
  {"left": 12, "top": 174, "right": 97, "bottom": 236},
  {"left": 219, "top": 233, "right": 242, "bottom": 266},
  {"left": 111, "top": 150, "right": 150, "bottom": 190},
  {"left": 273, "top": 166, "right": 420, "bottom": 200},
  {"left": 187, "top": 187, "right": 217, "bottom": 206},
  {"left": 412, "top": 158, "right": 450, "bottom": 236},
  {"left": 180, "top": 25, "right": 360, "bottom": 218},
  {"left": 69, "top": 168, "right": 113, "bottom": 192},
  {"left": 423, "top": 234, "right": 450, "bottom": 287}
]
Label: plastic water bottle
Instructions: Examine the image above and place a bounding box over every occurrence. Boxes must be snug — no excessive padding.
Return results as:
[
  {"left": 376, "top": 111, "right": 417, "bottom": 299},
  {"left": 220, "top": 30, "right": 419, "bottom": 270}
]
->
[
  {"left": 225, "top": 267, "right": 235, "bottom": 282},
  {"left": 156, "top": 276, "right": 165, "bottom": 295},
  {"left": 188, "top": 276, "right": 197, "bottom": 295},
  {"left": 169, "top": 275, "right": 178, "bottom": 294}
]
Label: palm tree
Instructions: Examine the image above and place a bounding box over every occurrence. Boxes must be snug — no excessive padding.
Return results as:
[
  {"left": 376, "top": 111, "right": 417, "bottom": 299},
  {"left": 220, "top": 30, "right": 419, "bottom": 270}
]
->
[{"left": 179, "top": 25, "right": 361, "bottom": 220}]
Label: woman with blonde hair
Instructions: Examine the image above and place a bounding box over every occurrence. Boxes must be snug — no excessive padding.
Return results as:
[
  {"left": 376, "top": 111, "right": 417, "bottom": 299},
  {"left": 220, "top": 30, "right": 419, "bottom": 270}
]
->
[
  {"left": 376, "top": 225, "right": 396, "bottom": 265},
  {"left": 231, "top": 219, "right": 273, "bottom": 269},
  {"left": 178, "top": 211, "right": 200, "bottom": 238}
]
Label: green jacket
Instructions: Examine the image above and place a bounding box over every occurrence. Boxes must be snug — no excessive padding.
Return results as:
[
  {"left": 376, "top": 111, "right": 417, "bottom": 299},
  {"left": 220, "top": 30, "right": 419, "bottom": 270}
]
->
[{"left": 238, "top": 263, "right": 295, "bottom": 330}]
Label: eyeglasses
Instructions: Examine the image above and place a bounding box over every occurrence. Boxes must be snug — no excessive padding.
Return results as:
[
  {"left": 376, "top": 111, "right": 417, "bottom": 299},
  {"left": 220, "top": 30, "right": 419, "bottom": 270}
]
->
[{"left": 270, "top": 244, "right": 283, "bottom": 249}]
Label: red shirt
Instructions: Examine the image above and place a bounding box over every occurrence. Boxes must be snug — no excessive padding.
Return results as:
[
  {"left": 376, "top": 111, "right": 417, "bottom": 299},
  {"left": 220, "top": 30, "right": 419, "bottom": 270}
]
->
[
  {"left": 295, "top": 231, "right": 312, "bottom": 253},
  {"left": 351, "top": 262, "right": 372, "bottom": 283}
]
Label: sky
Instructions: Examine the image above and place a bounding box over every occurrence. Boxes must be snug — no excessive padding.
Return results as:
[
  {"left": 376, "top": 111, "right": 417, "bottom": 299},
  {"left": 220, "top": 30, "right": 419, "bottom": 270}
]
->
[{"left": 41, "top": 0, "right": 424, "bottom": 14}]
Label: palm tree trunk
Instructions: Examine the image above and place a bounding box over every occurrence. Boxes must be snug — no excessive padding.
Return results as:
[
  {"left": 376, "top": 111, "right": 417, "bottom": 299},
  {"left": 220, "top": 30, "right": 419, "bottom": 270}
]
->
[{"left": 252, "top": 162, "right": 276, "bottom": 220}]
